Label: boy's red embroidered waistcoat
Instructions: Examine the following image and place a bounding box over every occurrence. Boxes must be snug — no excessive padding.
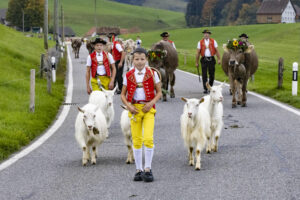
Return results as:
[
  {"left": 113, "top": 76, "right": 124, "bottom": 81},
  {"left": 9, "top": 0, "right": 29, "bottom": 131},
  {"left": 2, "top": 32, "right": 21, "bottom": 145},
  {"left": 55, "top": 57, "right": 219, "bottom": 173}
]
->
[
  {"left": 126, "top": 68, "right": 156, "bottom": 105},
  {"left": 90, "top": 51, "right": 111, "bottom": 78}
]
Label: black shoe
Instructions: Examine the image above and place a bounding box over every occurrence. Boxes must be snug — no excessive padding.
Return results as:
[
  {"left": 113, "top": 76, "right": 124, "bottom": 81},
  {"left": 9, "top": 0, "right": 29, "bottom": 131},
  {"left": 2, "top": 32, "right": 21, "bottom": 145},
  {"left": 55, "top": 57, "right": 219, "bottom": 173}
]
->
[
  {"left": 142, "top": 170, "right": 154, "bottom": 182},
  {"left": 133, "top": 171, "right": 143, "bottom": 181},
  {"left": 116, "top": 90, "right": 121, "bottom": 94},
  {"left": 203, "top": 90, "right": 208, "bottom": 94}
]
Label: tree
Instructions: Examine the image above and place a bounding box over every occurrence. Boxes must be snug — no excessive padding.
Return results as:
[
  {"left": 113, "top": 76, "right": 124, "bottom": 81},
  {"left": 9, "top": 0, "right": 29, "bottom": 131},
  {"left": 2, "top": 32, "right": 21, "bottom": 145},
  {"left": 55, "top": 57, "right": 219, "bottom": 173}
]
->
[
  {"left": 6, "top": 0, "right": 29, "bottom": 27},
  {"left": 235, "top": 1, "right": 261, "bottom": 25},
  {"left": 25, "top": 0, "right": 45, "bottom": 27},
  {"left": 200, "top": 0, "right": 218, "bottom": 26},
  {"left": 185, "top": 0, "right": 206, "bottom": 27}
]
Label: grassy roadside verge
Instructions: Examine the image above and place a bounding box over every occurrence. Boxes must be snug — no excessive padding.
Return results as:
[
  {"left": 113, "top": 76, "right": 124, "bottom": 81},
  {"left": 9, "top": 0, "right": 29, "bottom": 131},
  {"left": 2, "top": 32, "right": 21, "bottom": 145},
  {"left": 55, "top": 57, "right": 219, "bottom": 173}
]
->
[
  {"left": 0, "top": 25, "right": 66, "bottom": 161},
  {"left": 123, "top": 23, "right": 300, "bottom": 109}
]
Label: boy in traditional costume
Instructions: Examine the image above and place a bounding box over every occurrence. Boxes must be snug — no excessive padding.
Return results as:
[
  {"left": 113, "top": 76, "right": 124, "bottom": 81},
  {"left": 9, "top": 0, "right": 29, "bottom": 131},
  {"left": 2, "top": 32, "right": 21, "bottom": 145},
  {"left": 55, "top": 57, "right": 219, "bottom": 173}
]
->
[
  {"left": 121, "top": 48, "right": 162, "bottom": 182},
  {"left": 86, "top": 38, "right": 116, "bottom": 94}
]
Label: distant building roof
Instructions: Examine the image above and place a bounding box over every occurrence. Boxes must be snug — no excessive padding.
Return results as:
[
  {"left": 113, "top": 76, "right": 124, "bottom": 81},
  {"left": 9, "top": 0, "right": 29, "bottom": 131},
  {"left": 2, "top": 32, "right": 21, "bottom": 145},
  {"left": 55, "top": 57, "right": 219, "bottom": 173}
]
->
[
  {"left": 0, "top": 9, "right": 6, "bottom": 19},
  {"left": 295, "top": 5, "right": 300, "bottom": 15},
  {"left": 58, "top": 26, "right": 76, "bottom": 37},
  {"left": 257, "top": 0, "right": 290, "bottom": 14},
  {"left": 85, "top": 26, "right": 120, "bottom": 37}
]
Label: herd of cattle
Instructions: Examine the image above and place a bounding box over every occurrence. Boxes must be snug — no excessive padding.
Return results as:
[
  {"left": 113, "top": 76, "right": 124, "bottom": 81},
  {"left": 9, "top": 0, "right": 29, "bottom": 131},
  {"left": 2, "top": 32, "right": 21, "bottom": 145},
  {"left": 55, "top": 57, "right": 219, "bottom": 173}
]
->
[{"left": 71, "top": 36, "right": 259, "bottom": 169}]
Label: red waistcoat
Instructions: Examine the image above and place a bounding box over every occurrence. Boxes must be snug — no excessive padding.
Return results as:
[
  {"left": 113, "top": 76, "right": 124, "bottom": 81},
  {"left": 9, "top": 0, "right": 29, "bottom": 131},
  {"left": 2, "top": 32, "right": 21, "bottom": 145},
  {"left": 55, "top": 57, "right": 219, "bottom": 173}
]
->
[
  {"left": 90, "top": 51, "right": 111, "bottom": 78},
  {"left": 112, "top": 41, "right": 122, "bottom": 61},
  {"left": 126, "top": 68, "right": 156, "bottom": 106},
  {"left": 200, "top": 38, "right": 216, "bottom": 57},
  {"left": 168, "top": 40, "right": 174, "bottom": 44}
]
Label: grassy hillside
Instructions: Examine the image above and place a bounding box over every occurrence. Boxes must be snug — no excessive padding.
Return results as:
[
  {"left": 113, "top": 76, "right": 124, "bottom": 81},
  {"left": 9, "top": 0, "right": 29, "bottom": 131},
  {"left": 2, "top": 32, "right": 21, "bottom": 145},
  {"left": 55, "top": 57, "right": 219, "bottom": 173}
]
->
[
  {"left": 0, "top": 0, "right": 186, "bottom": 36},
  {"left": 0, "top": 25, "right": 66, "bottom": 161},
  {"left": 123, "top": 23, "right": 300, "bottom": 108}
]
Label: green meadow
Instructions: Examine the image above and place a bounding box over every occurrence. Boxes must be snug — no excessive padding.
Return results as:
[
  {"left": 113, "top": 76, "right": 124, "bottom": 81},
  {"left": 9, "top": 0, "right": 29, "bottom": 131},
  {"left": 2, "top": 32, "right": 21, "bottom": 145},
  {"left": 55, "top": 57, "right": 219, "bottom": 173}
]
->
[
  {"left": 0, "top": 0, "right": 186, "bottom": 36},
  {"left": 123, "top": 23, "right": 300, "bottom": 108},
  {"left": 0, "top": 25, "right": 66, "bottom": 161}
]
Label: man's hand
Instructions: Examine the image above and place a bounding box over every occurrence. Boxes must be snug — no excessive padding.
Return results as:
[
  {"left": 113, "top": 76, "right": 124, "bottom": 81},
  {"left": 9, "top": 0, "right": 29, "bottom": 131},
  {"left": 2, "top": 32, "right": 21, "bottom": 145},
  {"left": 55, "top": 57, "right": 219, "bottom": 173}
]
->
[
  {"left": 87, "top": 86, "right": 92, "bottom": 95},
  {"left": 118, "top": 62, "right": 123, "bottom": 68},
  {"left": 217, "top": 59, "right": 221, "bottom": 65},
  {"left": 195, "top": 63, "right": 199, "bottom": 68},
  {"left": 128, "top": 104, "right": 139, "bottom": 115},
  {"left": 142, "top": 102, "right": 154, "bottom": 113},
  {"left": 108, "top": 81, "right": 114, "bottom": 90}
]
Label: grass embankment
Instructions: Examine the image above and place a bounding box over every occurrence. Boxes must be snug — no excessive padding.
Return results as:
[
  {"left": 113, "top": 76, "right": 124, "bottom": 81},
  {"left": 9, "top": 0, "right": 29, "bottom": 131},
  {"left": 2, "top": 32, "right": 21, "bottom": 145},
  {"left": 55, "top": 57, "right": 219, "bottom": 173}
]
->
[
  {"left": 124, "top": 23, "right": 300, "bottom": 108},
  {"left": 0, "top": 25, "right": 66, "bottom": 161}
]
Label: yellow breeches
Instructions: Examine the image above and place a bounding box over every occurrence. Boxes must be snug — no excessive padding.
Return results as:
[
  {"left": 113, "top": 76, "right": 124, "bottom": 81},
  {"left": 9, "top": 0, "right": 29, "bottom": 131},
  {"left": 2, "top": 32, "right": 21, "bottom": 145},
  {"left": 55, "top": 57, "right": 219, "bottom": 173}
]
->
[
  {"left": 91, "top": 76, "right": 111, "bottom": 91},
  {"left": 128, "top": 104, "right": 156, "bottom": 149}
]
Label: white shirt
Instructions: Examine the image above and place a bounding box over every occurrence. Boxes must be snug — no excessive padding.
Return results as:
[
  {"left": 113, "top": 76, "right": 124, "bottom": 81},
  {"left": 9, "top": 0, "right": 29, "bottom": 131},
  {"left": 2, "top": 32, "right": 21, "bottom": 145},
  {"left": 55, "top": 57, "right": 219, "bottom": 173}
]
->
[
  {"left": 171, "top": 42, "right": 176, "bottom": 50},
  {"left": 86, "top": 52, "right": 115, "bottom": 75},
  {"left": 111, "top": 43, "right": 123, "bottom": 52},
  {"left": 136, "top": 39, "right": 142, "bottom": 48},
  {"left": 123, "top": 67, "right": 160, "bottom": 101},
  {"left": 197, "top": 39, "right": 218, "bottom": 57}
]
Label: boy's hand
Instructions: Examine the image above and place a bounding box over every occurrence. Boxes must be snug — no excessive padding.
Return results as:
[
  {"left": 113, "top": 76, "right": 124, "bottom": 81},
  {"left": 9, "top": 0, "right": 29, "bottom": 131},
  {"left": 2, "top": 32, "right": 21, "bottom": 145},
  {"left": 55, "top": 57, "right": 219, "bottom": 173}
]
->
[
  {"left": 142, "top": 102, "right": 153, "bottom": 113},
  {"left": 108, "top": 81, "right": 114, "bottom": 90},
  {"left": 87, "top": 86, "right": 92, "bottom": 95},
  {"left": 128, "top": 104, "right": 139, "bottom": 115}
]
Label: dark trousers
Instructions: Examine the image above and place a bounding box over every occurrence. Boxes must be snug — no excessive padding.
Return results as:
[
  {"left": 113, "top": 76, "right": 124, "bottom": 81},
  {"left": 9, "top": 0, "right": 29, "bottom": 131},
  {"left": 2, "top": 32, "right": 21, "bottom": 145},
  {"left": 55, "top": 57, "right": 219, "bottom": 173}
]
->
[
  {"left": 115, "top": 60, "right": 124, "bottom": 91},
  {"left": 200, "top": 57, "right": 216, "bottom": 91}
]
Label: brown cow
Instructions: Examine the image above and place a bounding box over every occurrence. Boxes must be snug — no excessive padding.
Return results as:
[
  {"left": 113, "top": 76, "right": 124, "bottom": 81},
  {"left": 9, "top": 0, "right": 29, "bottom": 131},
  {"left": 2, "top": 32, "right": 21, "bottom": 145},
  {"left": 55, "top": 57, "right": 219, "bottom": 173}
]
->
[
  {"left": 148, "top": 41, "right": 178, "bottom": 101},
  {"left": 71, "top": 39, "right": 82, "bottom": 59},
  {"left": 222, "top": 42, "right": 258, "bottom": 108},
  {"left": 86, "top": 40, "right": 94, "bottom": 54}
]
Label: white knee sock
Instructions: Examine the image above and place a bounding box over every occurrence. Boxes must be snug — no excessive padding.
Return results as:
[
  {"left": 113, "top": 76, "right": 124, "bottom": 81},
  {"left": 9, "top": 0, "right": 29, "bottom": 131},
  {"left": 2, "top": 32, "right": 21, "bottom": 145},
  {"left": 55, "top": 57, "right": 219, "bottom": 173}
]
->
[
  {"left": 133, "top": 147, "right": 143, "bottom": 171},
  {"left": 144, "top": 146, "right": 154, "bottom": 170}
]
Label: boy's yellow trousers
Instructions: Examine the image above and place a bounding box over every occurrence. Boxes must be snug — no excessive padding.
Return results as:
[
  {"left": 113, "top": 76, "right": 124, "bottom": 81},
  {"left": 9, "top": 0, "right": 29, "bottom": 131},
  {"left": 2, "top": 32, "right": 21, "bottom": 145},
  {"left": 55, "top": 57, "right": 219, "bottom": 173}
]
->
[
  {"left": 91, "top": 76, "right": 110, "bottom": 91},
  {"left": 128, "top": 104, "right": 156, "bottom": 149}
]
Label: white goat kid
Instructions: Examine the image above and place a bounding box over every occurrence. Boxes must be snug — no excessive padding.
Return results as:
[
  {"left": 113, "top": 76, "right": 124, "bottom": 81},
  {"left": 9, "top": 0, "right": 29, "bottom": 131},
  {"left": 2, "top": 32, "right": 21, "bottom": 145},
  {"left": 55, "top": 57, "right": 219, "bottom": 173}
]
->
[
  {"left": 89, "top": 86, "right": 117, "bottom": 129},
  {"left": 180, "top": 98, "right": 211, "bottom": 170},
  {"left": 120, "top": 109, "right": 134, "bottom": 164},
  {"left": 202, "top": 82, "right": 224, "bottom": 153},
  {"left": 75, "top": 104, "right": 108, "bottom": 166}
]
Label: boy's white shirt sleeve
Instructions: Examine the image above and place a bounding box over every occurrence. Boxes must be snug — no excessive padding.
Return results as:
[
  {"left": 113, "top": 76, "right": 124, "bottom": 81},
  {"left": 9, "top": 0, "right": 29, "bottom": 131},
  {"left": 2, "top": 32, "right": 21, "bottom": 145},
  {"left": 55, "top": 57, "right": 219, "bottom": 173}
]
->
[
  {"left": 108, "top": 53, "right": 115, "bottom": 64},
  {"left": 86, "top": 55, "right": 92, "bottom": 67},
  {"left": 154, "top": 71, "right": 160, "bottom": 84},
  {"left": 123, "top": 75, "right": 127, "bottom": 86}
]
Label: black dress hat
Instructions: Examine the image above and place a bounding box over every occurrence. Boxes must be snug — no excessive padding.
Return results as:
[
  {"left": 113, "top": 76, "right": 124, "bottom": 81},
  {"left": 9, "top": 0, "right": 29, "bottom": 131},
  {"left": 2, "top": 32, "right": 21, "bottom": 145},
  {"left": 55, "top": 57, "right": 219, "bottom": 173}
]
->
[
  {"left": 239, "top": 33, "right": 249, "bottom": 38},
  {"left": 92, "top": 38, "right": 107, "bottom": 45},
  {"left": 160, "top": 32, "right": 170, "bottom": 37},
  {"left": 202, "top": 30, "right": 212, "bottom": 34},
  {"left": 132, "top": 47, "right": 148, "bottom": 56}
]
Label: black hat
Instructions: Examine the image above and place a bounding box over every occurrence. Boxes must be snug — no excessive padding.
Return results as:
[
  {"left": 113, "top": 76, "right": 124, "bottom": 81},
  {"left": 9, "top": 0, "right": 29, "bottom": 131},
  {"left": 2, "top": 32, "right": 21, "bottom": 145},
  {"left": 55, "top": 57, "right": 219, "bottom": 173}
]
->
[
  {"left": 160, "top": 32, "right": 170, "bottom": 37},
  {"left": 202, "top": 30, "right": 212, "bottom": 34},
  {"left": 239, "top": 33, "right": 249, "bottom": 38},
  {"left": 92, "top": 38, "right": 107, "bottom": 45},
  {"left": 132, "top": 47, "right": 148, "bottom": 56}
]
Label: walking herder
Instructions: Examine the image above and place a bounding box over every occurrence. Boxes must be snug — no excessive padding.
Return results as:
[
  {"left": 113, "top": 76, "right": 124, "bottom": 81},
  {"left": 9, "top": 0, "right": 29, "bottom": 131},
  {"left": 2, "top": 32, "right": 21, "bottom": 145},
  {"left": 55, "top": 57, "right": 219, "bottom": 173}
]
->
[
  {"left": 160, "top": 32, "right": 176, "bottom": 50},
  {"left": 110, "top": 34, "right": 126, "bottom": 94},
  {"left": 86, "top": 38, "right": 116, "bottom": 94},
  {"left": 195, "top": 30, "right": 221, "bottom": 94}
]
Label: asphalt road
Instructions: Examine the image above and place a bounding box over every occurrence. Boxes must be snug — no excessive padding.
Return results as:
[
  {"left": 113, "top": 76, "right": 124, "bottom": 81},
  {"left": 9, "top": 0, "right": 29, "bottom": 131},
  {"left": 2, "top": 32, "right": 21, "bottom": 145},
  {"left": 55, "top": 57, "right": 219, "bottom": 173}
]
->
[{"left": 0, "top": 46, "right": 299, "bottom": 200}]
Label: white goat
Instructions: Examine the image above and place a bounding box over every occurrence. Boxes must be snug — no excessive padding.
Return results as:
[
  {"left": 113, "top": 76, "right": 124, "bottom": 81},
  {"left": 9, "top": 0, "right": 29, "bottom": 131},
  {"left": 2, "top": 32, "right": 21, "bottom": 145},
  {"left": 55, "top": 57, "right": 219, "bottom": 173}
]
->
[
  {"left": 75, "top": 104, "right": 108, "bottom": 166},
  {"left": 180, "top": 98, "right": 211, "bottom": 170},
  {"left": 89, "top": 87, "right": 117, "bottom": 129},
  {"left": 202, "top": 82, "right": 224, "bottom": 153},
  {"left": 120, "top": 109, "right": 134, "bottom": 164}
]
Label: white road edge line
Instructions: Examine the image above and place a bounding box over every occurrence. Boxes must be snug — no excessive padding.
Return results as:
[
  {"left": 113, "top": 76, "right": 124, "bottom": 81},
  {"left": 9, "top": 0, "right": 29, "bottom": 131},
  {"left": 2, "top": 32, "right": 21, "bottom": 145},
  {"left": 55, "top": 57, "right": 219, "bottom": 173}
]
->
[
  {"left": 0, "top": 46, "right": 74, "bottom": 172},
  {"left": 177, "top": 69, "right": 300, "bottom": 117}
]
